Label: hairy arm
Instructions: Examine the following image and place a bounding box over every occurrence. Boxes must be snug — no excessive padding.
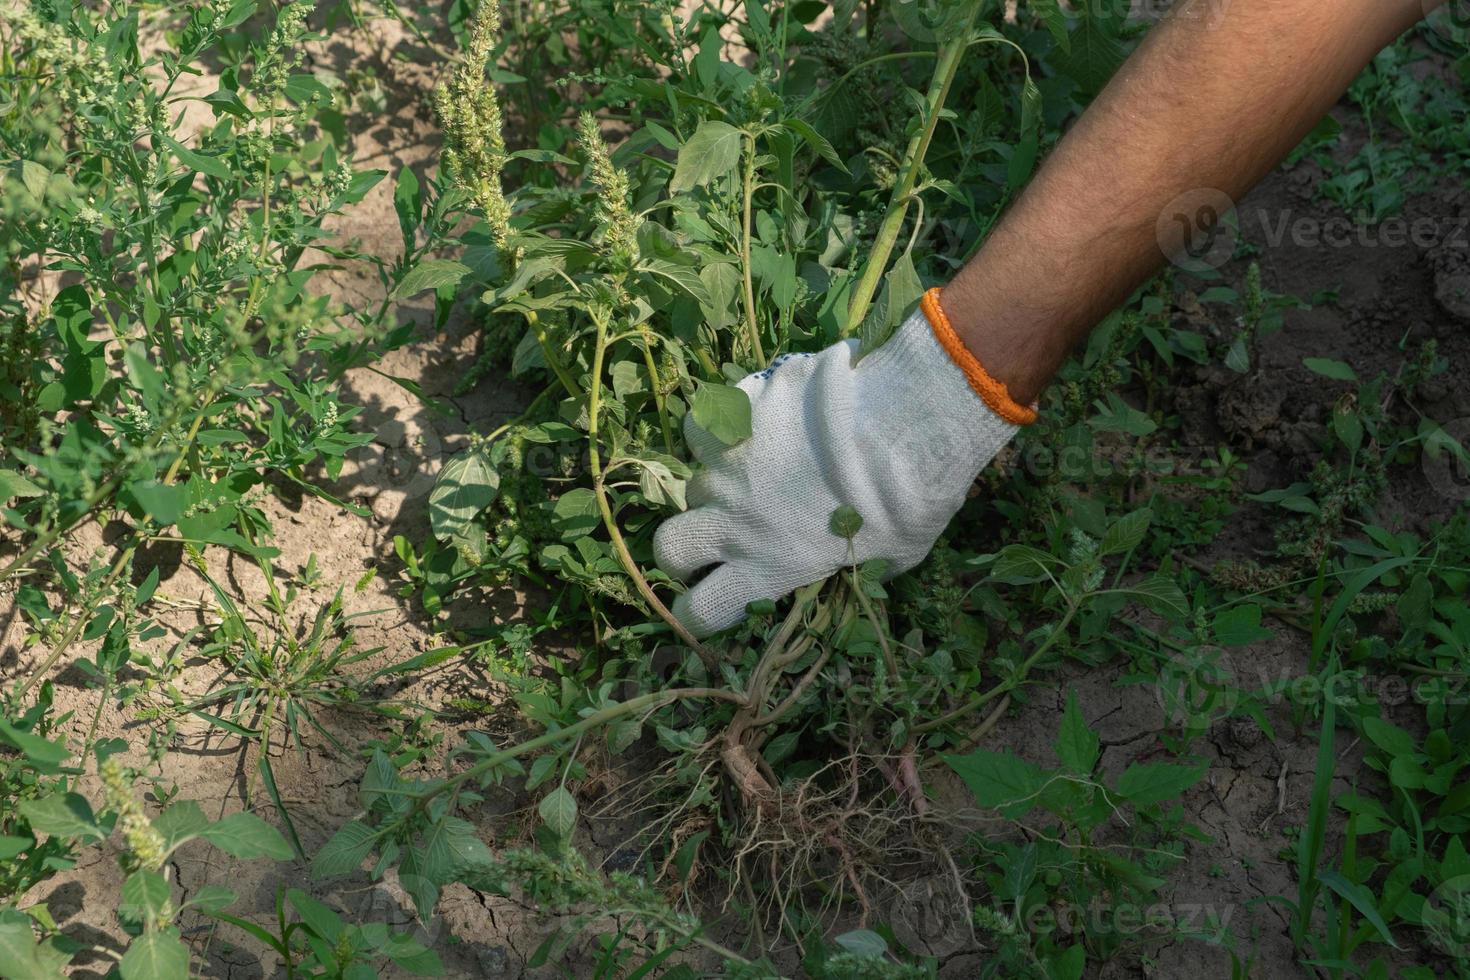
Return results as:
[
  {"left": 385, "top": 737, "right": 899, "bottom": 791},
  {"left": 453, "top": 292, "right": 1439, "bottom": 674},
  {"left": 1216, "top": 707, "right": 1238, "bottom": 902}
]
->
[{"left": 944, "top": 0, "right": 1441, "bottom": 404}]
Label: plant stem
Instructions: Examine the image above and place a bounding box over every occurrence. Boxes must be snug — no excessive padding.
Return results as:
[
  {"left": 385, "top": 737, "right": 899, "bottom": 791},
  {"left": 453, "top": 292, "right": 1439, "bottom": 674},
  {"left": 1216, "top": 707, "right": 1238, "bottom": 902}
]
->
[
  {"left": 914, "top": 602, "right": 1077, "bottom": 734},
  {"left": 15, "top": 545, "right": 136, "bottom": 701},
  {"left": 842, "top": 11, "right": 979, "bottom": 336},
  {"left": 586, "top": 308, "right": 718, "bottom": 665},
  {"left": 739, "top": 131, "right": 766, "bottom": 365},
  {"left": 405, "top": 687, "right": 745, "bottom": 818},
  {"left": 638, "top": 326, "right": 676, "bottom": 454},
  {"left": 527, "top": 310, "right": 581, "bottom": 399}
]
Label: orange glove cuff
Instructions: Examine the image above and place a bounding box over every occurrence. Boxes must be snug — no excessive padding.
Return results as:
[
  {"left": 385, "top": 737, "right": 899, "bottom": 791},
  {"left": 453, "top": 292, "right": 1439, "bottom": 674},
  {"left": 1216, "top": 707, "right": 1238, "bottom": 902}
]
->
[{"left": 919, "top": 287, "right": 1038, "bottom": 426}]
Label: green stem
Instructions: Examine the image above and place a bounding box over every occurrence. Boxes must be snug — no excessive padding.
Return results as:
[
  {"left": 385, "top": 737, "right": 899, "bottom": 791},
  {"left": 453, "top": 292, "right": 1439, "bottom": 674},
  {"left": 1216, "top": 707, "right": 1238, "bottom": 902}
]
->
[
  {"left": 842, "top": 11, "right": 980, "bottom": 336},
  {"left": 914, "top": 601, "right": 1078, "bottom": 734},
  {"left": 586, "top": 309, "right": 717, "bottom": 664},
  {"left": 739, "top": 131, "right": 766, "bottom": 365},
  {"left": 638, "top": 326, "right": 675, "bottom": 454},
  {"left": 527, "top": 310, "right": 580, "bottom": 399},
  {"left": 403, "top": 687, "right": 745, "bottom": 819}
]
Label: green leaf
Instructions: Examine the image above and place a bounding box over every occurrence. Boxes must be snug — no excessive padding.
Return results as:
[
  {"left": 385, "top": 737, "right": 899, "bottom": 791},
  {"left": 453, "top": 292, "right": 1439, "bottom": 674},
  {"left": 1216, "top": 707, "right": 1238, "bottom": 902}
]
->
[
  {"left": 0, "top": 913, "right": 71, "bottom": 979},
  {"left": 187, "top": 885, "right": 237, "bottom": 914},
  {"left": 1051, "top": 10, "right": 1124, "bottom": 94},
  {"left": 1211, "top": 604, "right": 1272, "bottom": 647},
  {"left": 0, "top": 469, "right": 43, "bottom": 501},
  {"left": 1318, "top": 870, "right": 1401, "bottom": 949},
  {"left": 287, "top": 888, "right": 345, "bottom": 941},
  {"left": 635, "top": 456, "right": 689, "bottom": 511},
  {"left": 641, "top": 259, "right": 713, "bottom": 306},
  {"left": 1055, "top": 691, "right": 1099, "bottom": 774},
  {"left": 429, "top": 450, "right": 499, "bottom": 542},
  {"left": 833, "top": 929, "right": 888, "bottom": 957},
  {"left": 669, "top": 120, "right": 743, "bottom": 193},
  {"left": 943, "top": 750, "right": 1046, "bottom": 816},
  {"left": 697, "top": 262, "right": 741, "bottom": 330},
  {"left": 394, "top": 259, "right": 471, "bottom": 298},
  {"left": 119, "top": 870, "right": 172, "bottom": 928},
  {"left": 198, "top": 811, "right": 293, "bottom": 860},
  {"left": 17, "top": 793, "right": 103, "bottom": 843},
  {"left": 782, "top": 119, "right": 850, "bottom": 174},
  {"left": 538, "top": 787, "right": 578, "bottom": 840},
  {"left": 691, "top": 382, "right": 752, "bottom": 446},
  {"left": 987, "top": 544, "right": 1061, "bottom": 585},
  {"left": 122, "top": 480, "right": 186, "bottom": 525},
  {"left": 393, "top": 165, "right": 422, "bottom": 250},
  {"left": 119, "top": 929, "right": 189, "bottom": 980},
  {"left": 0, "top": 836, "right": 32, "bottom": 860},
  {"left": 312, "top": 820, "right": 378, "bottom": 879},
  {"left": 1100, "top": 508, "right": 1152, "bottom": 556},
  {"left": 1115, "top": 761, "right": 1205, "bottom": 806},
  {"left": 151, "top": 800, "right": 210, "bottom": 854},
  {"left": 1125, "top": 574, "right": 1189, "bottom": 620},
  {"left": 0, "top": 720, "right": 69, "bottom": 772},
  {"left": 1302, "top": 357, "right": 1357, "bottom": 382},
  {"left": 1396, "top": 574, "right": 1432, "bottom": 629},
  {"left": 828, "top": 505, "right": 864, "bottom": 539},
  {"left": 157, "top": 134, "right": 232, "bottom": 179},
  {"left": 551, "top": 487, "right": 601, "bottom": 539}
]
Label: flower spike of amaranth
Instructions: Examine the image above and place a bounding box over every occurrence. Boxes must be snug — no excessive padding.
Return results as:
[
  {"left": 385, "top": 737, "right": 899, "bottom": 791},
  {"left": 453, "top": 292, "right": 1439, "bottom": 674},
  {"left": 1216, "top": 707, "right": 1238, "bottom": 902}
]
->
[
  {"left": 435, "top": 0, "right": 517, "bottom": 261},
  {"left": 100, "top": 757, "right": 168, "bottom": 872},
  {"left": 577, "top": 111, "right": 640, "bottom": 268}
]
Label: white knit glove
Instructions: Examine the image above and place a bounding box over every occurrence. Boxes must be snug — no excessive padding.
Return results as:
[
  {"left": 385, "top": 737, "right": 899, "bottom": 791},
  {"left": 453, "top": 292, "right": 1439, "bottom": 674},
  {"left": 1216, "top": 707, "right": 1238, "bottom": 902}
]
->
[{"left": 654, "top": 289, "right": 1037, "bottom": 637}]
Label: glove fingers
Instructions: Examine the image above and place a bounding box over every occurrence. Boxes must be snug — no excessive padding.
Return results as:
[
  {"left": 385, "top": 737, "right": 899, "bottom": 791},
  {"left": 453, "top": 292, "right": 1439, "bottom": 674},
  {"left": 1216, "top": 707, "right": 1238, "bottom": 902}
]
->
[
  {"left": 671, "top": 562, "right": 763, "bottom": 638},
  {"left": 653, "top": 507, "right": 732, "bottom": 581}
]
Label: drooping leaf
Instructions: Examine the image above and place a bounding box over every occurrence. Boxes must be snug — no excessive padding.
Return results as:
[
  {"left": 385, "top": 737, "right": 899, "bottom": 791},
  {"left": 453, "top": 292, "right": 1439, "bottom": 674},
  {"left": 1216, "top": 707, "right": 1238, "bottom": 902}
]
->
[
  {"left": 669, "top": 120, "right": 743, "bottom": 193},
  {"left": 118, "top": 929, "right": 190, "bottom": 980},
  {"left": 198, "top": 811, "right": 293, "bottom": 860},
  {"left": 429, "top": 450, "right": 499, "bottom": 542},
  {"left": 690, "top": 382, "right": 752, "bottom": 446}
]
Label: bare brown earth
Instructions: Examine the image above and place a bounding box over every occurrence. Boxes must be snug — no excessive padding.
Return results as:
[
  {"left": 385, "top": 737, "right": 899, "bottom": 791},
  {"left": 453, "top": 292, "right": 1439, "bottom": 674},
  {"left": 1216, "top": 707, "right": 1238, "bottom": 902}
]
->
[{"left": 4, "top": 11, "right": 1467, "bottom": 980}]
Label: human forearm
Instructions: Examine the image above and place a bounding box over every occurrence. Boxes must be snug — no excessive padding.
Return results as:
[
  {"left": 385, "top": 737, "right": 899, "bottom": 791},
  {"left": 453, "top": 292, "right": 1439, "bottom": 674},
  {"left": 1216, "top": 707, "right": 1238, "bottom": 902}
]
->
[{"left": 943, "top": 0, "right": 1437, "bottom": 404}]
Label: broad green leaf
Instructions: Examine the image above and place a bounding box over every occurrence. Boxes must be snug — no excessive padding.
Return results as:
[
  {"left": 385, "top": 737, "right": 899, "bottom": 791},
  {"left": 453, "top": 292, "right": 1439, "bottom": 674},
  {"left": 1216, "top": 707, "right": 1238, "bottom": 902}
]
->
[
  {"left": 17, "top": 793, "right": 103, "bottom": 843},
  {"left": 122, "top": 480, "right": 185, "bottom": 525},
  {"left": 0, "top": 721, "right": 68, "bottom": 772},
  {"left": 833, "top": 929, "right": 888, "bottom": 957},
  {"left": 287, "top": 888, "right": 345, "bottom": 941},
  {"left": 429, "top": 450, "right": 499, "bottom": 542},
  {"left": 312, "top": 820, "right": 378, "bottom": 879},
  {"left": 551, "top": 487, "right": 601, "bottom": 539},
  {"left": 828, "top": 505, "right": 864, "bottom": 539},
  {"left": 0, "top": 836, "right": 32, "bottom": 860},
  {"left": 1211, "top": 604, "right": 1272, "bottom": 647},
  {"left": 943, "top": 750, "right": 1046, "bottom": 816},
  {"left": 187, "top": 885, "right": 237, "bottom": 914},
  {"left": 635, "top": 456, "right": 688, "bottom": 511},
  {"left": 118, "top": 929, "right": 189, "bottom": 980},
  {"left": 1124, "top": 574, "right": 1189, "bottom": 620},
  {"left": 120, "top": 870, "right": 172, "bottom": 928},
  {"left": 199, "top": 811, "right": 293, "bottom": 860},
  {"left": 538, "top": 787, "right": 578, "bottom": 840},
  {"left": 151, "top": 800, "right": 210, "bottom": 853},
  {"left": 782, "top": 119, "right": 850, "bottom": 173},
  {"left": 0, "top": 913, "right": 71, "bottom": 979},
  {"left": 987, "top": 544, "right": 1061, "bottom": 585},
  {"left": 1055, "top": 691, "right": 1099, "bottom": 774},
  {"left": 394, "top": 259, "right": 471, "bottom": 298},
  {"left": 0, "top": 470, "right": 43, "bottom": 501},
  {"left": 1100, "top": 508, "right": 1152, "bottom": 556},
  {"left": 1302, "top": 357, "right": 1357, "bottom": 381},
  {"left": 1115, "top": 761, "right": 1205, "bottom": 806},
  {"left": 393, "top": 165, "right": 422, "bottom": 250},
  {"left": 690, "top": 382, "right": 752, "bottom": 446},
  {"left": 669, "top": 120, "right": 743, "bottom": 193}
]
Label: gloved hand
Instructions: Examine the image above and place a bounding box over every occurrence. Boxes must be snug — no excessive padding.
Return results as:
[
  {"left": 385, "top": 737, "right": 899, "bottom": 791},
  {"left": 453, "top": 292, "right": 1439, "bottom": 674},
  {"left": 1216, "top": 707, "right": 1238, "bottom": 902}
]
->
[{"left": 653, "top": 288, "right": 1037, "bottom": 637}]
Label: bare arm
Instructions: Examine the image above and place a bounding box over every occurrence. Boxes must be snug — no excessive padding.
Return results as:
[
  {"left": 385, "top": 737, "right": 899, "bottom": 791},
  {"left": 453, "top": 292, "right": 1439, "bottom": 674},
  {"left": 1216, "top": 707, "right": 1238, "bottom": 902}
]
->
[{"left": 944, "top": 0, "right": 1440, "bottom": 404}]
